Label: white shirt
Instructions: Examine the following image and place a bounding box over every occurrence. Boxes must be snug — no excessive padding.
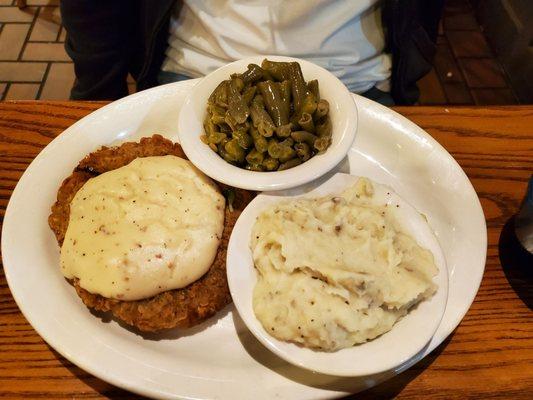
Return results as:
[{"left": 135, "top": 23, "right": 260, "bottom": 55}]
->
[{"left": 162, "top": 0, "right": 391, "bottom": 94}]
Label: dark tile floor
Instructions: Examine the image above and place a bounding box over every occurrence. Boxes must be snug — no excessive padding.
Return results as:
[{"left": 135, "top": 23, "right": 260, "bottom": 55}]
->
[{"left": 418, "top": 0, "right": 519, "bottom": 105}]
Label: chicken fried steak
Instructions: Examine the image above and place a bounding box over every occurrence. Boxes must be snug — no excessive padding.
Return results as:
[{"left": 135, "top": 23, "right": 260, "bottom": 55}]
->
[{"left": 48, "top": 135, "right": 253, "bottom": 332}]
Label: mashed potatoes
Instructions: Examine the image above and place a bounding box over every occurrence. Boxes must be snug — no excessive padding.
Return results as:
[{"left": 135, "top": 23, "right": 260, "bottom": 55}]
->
[
  {"left": 251, "top": 178, "right": 438, "bottom": 351},
  {"left": 60, "top": 156, "right": 225, "bottom": 301}
]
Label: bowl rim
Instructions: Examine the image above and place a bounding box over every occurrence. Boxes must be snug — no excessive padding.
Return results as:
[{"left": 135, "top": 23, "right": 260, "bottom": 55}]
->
[
  {"left": 226, "top": 173, "right": 449, "bottom": 377},
  {"left": 177, "top": 55, "right": 358, "bottom": 191}
]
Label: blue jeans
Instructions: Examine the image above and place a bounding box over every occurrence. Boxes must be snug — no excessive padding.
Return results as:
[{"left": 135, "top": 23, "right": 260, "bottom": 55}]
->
[{"left": 157, "top": 71, "right": 395, "bottom": 106}]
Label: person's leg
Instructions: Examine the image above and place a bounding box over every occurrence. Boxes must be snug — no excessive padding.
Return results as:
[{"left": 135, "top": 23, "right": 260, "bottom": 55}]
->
[{"left": 61, "top": 0, "right": 136, "bottom": 100}]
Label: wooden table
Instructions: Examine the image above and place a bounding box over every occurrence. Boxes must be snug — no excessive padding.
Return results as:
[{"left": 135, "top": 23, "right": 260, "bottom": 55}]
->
[{"left": 0, "top": 102, "right": 531, "bottom": 399}]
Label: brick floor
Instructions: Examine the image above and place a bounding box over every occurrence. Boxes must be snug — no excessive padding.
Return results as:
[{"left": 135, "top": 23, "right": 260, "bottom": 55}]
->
[
  {"left": 0, "top": 0, "right": 520, "bottom": 104},
  {"left": 0, "top": 1, "right": 72, "bottom": 100},
  {"left": 418, "top": 0, "right": 519, "bottom": 105}
]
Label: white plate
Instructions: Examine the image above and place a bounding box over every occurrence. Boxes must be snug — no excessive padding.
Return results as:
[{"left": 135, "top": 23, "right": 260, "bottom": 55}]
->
[
  {"left": 178, "top": 56, "right": 357, "bottom": 191},
  {"left": 1, "top": 80, "right": 487, "bottom": 399},
  {"left": 227, "top": 173, "right": 449, "bottom": 377}
]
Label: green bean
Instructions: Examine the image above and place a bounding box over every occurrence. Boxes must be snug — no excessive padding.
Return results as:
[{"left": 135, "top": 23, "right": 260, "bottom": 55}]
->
[
  {"left": 291, "top": 130, "right": 317, "bottom": 146},
  {"left": 227, "top": 77, "right": 249, "bottom": 124},
  {"left": 250, "top": 99, "right": 275, "bottom": 136},
  {"left": 218, "top": 137, "right": 230, "bottom": 149},
  {"left": 251, "top": 93, "right": 265, "bottom": 108},
  {"left": 257, "top": 80, "right": 289, "bottom": 127},
  {"left": 225, "top": 139, "right": 246, "bottom": 163},
  {"left": 219, "top": 123, "right": 232, "bottom": 134},
  {"left": 204, "top": 59, "right": 332, "bottom": 170},
  {"left": 263, "top": 156, "right": 279, "bottom": 171},
  {"left": 267, "top": 140, "right": 282, "bottom": 159},
  {"left": 279, "top": 80, "right": 291, "bottom": 118},
  {"left": 241, "top": 64, "right": 264, "bottom": 84},
  {"left": 301, "top": 92, "right": 318, "bottom": 115},
  {"left": 262, "top": 69, "right": 274, "bottom": 81},
  {"left": 278, "top": 146, "right": 296, "bottom": 163},
  {"left": 275, "top": 123, "right": 292, "bottom": 138},
  {"left": 225, "top": 115, "right": 250, "bottom": 134},
  {"left": 288, "top": 62, "right": 307, "bottom": 113},
  {"left": 257, "top": 121, "right": 274, "bottom": 137},
  {"left": 315, "top": 116, "right": 332, "bottom": 137},
  {"left": 204, "top": 116, "right": 218, "bottom": 137},
  {"left": 246, "top": 149, "right": 265, "bottom": 165},
  {"left": 245, "top": 164, "right": 265, "bottom": 172},
  {"left": 250, "top": 95, "right": 275, "bottom": 135},
  {"left": 261, "top": 59, "right": 291, "bottom": 81},
  {"left": 211, "top": 113, "right": 226, "bottom": 125},
  {"left": 235, "top": 119, "right": 250, "bottom": 132},
  {"left": 267, "top": 139, "right": 293, "bottom": 160},
  {"left": 279, "top": 137, "right": 294, "bottom": 147},
  {"left": 233, "top": 76, "right": 245, "bottom": 92},
  {"left": 314, "top": 136, "right": 331, "bottom": 153},
  {"left": 208, "top": 103, "right": 226, "bottom": 115},
  {"left": 232, "top": 129, "right": 253, "bottom": 149},
  {"left": 224, "top": 111, "right": 238, "bottom": 131},
  {"left": 278, "top": 158, "right": 302, "bottom": 171},
  {"left": 315, "top": 99, "right": 329, "bottom": 119},
  {"left": 242, "top": 86, "right": 257, "bottom": 105},
  {"left": 208, "top": 80, "right": 229, "bottom": 107},
  {"left": 218, "top": 142, "right": 235, "bottom": 165},
  {"left": 251, "top": 128, "right": 268, "bottom": 153},
  {"left": 274, "top": 138, "right": 295, "bottom": 162},
  {"left": 208, "top": 131, "right": 227, "bottom": 144},
  {"left": 307, "top": 79, "right": 320, "bottom": 99},
  {"left": 295, "top": 142, "right": 311, "bottom": 161},
  {"left": 298, "top": 112, "right": 315, "bottom": 133},
  {"left": 291, "top": 92, "right": 317, "bottom": 126}
]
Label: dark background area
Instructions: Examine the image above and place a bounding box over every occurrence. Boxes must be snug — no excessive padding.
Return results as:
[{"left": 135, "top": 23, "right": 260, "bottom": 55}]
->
[{"left": 418, "top": 0, "right": 532, "bottom": 105}]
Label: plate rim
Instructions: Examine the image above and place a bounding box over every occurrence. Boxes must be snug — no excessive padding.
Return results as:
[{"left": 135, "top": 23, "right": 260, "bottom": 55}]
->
[
  {"left": 227, "top": 172, "right": 450, "bottom": 377},
  {"left": 1, "top": 82, "right": 487, "bottom": 399}
]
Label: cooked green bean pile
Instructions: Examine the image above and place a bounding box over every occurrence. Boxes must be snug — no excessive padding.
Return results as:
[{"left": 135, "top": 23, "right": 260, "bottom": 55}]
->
[{"left": 201, "top": 59, "right": 332, "bottom": 171}]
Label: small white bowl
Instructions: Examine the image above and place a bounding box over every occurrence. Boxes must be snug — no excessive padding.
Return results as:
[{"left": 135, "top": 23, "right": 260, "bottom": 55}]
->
[
  {"left": 226, "top": 173, "right": 448, "bottom": 377},
  {"left": 178, "top": 56, "right": 357, "bottom": 191}
]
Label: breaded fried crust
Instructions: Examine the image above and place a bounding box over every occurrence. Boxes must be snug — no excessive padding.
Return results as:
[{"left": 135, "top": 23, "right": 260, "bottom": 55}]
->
[{"left": 48, "top": 135, "right": 254, "bottom": 332}]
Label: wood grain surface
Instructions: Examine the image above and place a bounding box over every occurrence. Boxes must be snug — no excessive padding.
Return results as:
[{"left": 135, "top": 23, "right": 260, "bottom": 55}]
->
[{"left": 0, "top": 101, "right": 532, "bottom": 399}]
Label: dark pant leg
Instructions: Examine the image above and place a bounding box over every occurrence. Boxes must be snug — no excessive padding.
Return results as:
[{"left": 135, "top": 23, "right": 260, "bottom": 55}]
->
[
  {"left": 360, "top": 86, "right": 395, "bottom": 106},
  {"left": 60, "top": 0, "right": 136, "bottom": 100}
]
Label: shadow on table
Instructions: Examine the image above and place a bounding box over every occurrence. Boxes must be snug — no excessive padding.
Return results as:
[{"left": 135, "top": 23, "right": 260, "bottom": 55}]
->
[
  {"left": 346, "top": 334, "right": 454, "bottom": 399},
  {"left": 233, "top": 311, "right": 455, "bottom": 399},
  {"left": 498, "top": 216, "right": 533, "bottom": 310},
  {"left": 50, "top": 346, "right": 148, "bottom": 399}
]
